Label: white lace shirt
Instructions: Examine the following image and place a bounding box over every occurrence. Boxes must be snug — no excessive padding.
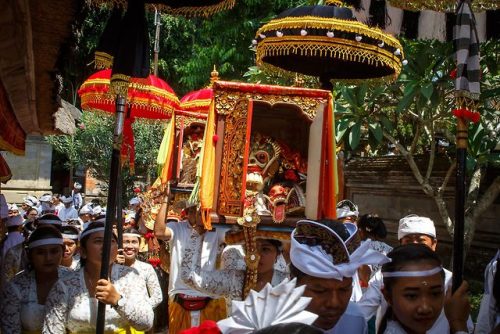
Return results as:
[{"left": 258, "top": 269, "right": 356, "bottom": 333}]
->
[
  {"left": 0, "top": 267, "right": 71, "bottom": 334},
  {"left": 130, "top": 260, "right": 163, "bottom": 308},
  {"left": 42, "top": 264, "right": 154, "bottom": 333}
]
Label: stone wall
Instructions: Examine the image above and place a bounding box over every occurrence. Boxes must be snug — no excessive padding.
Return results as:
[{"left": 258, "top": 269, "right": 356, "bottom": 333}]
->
[
  {"left": 344, "top": 155, "right": 500, "bottom": 280},
  {"left": 1, "top": 134, "right": 52, "bottom": 203}
]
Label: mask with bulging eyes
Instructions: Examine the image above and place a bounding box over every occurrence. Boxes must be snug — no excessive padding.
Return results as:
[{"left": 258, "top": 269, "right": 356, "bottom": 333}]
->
[{"left": 247, "top": 133, "right": 280, "bottom": 178}]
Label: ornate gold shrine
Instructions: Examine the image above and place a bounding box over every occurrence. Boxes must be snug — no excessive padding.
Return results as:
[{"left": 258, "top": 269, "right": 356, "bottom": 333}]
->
[{"left": 211, "top": 81, "right": 337, "bottom": 225}]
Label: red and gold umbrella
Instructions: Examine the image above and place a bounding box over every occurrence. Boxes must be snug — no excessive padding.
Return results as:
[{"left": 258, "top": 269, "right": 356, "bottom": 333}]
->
[
  {"left": 78, "top": 69, "right": 179, "bottom": 170},
  {"left": 0, "top": 154, "right": 12, "bottom": 184}
]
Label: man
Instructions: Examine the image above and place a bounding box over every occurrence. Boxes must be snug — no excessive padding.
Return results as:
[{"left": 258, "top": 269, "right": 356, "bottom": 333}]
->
[
  {"left": 58, "top": 195, "right": 79, "bottom": 222},
  {"left": 289, "top": 219, "right": 389, "bottom": 333},
  {"left": 20, "top": 195, "right": 38, "bottom": 218},
  {"left": 128, "top": 197, "right": 141, "bottom": 213},
  {"left": 78, "top": 204, "right": 94, "bottom": 230},
  {"left": 154, "top": 198, "right": 227, "bottom": 333},
  {"left": 8, "top": 204, "right": 20, "bottom": 217},
  {"left": 336, "top": 200, "right": 359, "bottom": 224},
  {"left": 71, "top": 182, "right": 83, "bottom": 210},
  {"left": 39, "top": 193, "right": 55, "bottom": 214},
  {"left": 357, "top": 214, "right": 474, "bottom": 333}
]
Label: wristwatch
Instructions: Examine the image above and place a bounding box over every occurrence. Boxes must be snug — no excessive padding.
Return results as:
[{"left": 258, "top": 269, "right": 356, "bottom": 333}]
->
[{"left": 112, "top": 295, "right": 125, "bottom": 309}]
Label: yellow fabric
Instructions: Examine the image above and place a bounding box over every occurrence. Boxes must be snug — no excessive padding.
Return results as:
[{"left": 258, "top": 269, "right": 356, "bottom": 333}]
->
[
  {"left": 69, "top": 327, "right": 143, "bottom": 334},
  {"left": 158, "top": 112, "right": 176, "bottom": 184},
  {"left": 168, "top": 297, "right": 227, "bottom": 334},
  {"left": 199, "top": 101, "right": 217, "bottom": 230}
]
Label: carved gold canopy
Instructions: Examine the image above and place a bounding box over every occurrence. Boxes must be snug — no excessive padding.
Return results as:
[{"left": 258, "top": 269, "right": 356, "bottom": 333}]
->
[{"left": 213, "top": 81, "right": 331, "bottom": 218}]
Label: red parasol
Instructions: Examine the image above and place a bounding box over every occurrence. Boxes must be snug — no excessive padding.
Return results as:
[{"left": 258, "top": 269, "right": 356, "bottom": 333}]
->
[{"left": 78, "top": 69, "right": 179, "bottom": 170}]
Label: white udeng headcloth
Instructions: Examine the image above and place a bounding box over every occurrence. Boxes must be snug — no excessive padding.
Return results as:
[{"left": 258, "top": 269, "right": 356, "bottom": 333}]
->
[
  {"left": 397, "top": 214, "right": 436, "bottom": 240},
  {"left": 217, "top": 278, "right": 318, "bottom": 334},
  {"left": 290, "top": 220, "right": 390, "bottom": 281}
]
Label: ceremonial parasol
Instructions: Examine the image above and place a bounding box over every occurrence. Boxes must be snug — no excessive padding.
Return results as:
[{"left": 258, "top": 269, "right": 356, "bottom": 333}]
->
[
  {"left": 254, "top": 1, "right": 405, "bottom": 88},
  {"left": 387, "top": 0, "right": 499, "bottom": 12},
  {"left": 78, "top": 69, "right": 179, "bottom": 170}
]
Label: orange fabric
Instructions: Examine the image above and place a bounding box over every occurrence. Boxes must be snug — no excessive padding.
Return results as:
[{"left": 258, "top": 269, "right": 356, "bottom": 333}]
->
[
  {"left": 168, "top": 297, "right": 227, "bottom": 334},
  {"left": 199, "top": 101, "right": 216, "bottom": 230},
  {"left": 321, "top": 96, "right": 337, "bottom": 219}
]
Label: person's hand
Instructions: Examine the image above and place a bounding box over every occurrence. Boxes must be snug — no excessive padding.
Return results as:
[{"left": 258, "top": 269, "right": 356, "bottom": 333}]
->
[
  {"left": 95, "top": 279, "right": 121, "bottom": 305},
  {"left": 444, "top": 280, "right": 470, "bottom": 333},
  {"left": 115, "top": 249, "right": 125, "bottom": 264}
]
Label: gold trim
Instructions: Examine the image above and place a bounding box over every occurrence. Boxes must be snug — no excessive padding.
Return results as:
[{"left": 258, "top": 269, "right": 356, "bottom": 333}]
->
[
  {"left": 388, "top": 0, "right": 499, "bottom": 12},
  {"left": 256, "top": 16, "right": 402, "bottom": 50},
  {"left": 87, "top": 0, "right": 237, "bottom": 17},
  {"left": 256, "top": 36, "right": 402, "bottom": 83},
  {"left": 94, "top": 51, "right": 114, "bottom": 70}
]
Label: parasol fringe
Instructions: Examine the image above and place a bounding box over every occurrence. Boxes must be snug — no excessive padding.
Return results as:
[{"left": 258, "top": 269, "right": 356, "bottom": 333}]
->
[
  {"left": 388, "top": 0, "right": 499, "bottom": 12},
  {"left": 256, "top": 16, "right": 402, "bottom": 49},
  {"left": 257, "top": 37, "right": 402, "bottom": 82},
  {"left": 95, "top": 51, "right": 114, "bottom": 70}
]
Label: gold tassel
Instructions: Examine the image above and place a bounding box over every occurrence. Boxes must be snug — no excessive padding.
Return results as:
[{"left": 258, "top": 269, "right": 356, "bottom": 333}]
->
[
  {"left": 110, "top": 73, "right": 130, "bottom": 97},
  {"left": 94, "top": 51, "right": 114, "bottom": 70}
]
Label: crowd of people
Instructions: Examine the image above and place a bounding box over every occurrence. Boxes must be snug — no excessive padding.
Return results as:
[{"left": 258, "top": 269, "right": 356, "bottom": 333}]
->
[{"left": 0, "top": 189, "right": 499, "bottom": 334}]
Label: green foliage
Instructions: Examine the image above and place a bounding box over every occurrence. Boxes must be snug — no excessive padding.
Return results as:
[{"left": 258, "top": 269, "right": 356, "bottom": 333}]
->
[
  {"left": 334, "top": 39, "right": 500, "bottom": 165},
  {"left": 46, "top": 112, "right": 164, "bottom": 200}
]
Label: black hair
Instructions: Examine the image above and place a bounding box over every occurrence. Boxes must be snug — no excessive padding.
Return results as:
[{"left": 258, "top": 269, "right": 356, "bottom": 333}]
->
[
  {"left": 252, "top": 323, "right": 323, "bottom": 334},
  {"left": 378, "top": 244, "right": 444, "bottom": 334},
  {"left": 123, "top": 227, "right": 141, "bottom": 241},
  {"left": 259, "top": 238, "right": 283, "bottom": 253},
  {"left": 26, "top": 225, "right": 64, "bottom": 267},
  {"left": 358, "top": 214, "right": 387, "bottom": 239},
  {"left": 80, "top": 222, "right": 117, "bottom": 267}
]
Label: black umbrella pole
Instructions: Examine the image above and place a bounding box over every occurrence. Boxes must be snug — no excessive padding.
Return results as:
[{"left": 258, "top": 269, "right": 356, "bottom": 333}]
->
[
  {"left": 96, "top": 95, "right": 126, "bottom": 334},
  {"left": 116, "top": 171, "right": 123, "bottom": 249},
  {"left": 452, "top": 118, "right": 467, "bottom": 292}
]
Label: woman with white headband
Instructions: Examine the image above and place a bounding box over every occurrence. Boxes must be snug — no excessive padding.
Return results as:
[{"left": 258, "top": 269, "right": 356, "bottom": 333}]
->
[
  {"left": 380, "top": 244, "right": 470, "bottom": 334},
  {"left": 0, "top": 224, "right": 70, "bottom": 333},
  {"left": 42, "top": 222, "right": 154, "bottom": 333},
  {"left": 122, "top": 228, "right": 162, "bottom": 308}
]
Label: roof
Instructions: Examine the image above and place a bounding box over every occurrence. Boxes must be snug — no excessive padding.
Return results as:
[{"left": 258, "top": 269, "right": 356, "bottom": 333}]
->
[{"left": 0, "top": 0, "right": 79, "bottom": 148}]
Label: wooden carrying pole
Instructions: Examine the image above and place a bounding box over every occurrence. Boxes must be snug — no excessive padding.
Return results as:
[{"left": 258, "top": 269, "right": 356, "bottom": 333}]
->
[
  {"left": 452, "top": 118, "right": 468, "bottom": 292},
  {"left": 96, "top": 95, "right": 126, "bottom": 334}
]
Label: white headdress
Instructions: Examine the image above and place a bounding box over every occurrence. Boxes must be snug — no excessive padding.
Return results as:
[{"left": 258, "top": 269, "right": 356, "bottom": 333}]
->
[
  {"left": 335, "top": 199, "right": 359, "bottom": 219},
  {"left": 74, "top": 182, "right": 82, "bottom": 190},
  {"left": 61, "top": 195, "right": 73, "bottom": 204},
  {"left": 290, "top": 220, "right": 390, "bottom": 281},
  {"left": 128, "top": 197, "right": 141, "bottom": 206},
  {"left": 217, "top": 278, "right": 318, "bottom": 334},
  {"left": 397, "top": 214, "right": 436, "bottom": 240},
  {"left": 79, "top": 204, "right": 93, "bottom": 215}
]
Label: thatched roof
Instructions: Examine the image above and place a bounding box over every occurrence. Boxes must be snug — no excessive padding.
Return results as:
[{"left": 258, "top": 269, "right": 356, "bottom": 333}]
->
[{"left": 0, "top": 0, "right": 79, "bottom": 144}]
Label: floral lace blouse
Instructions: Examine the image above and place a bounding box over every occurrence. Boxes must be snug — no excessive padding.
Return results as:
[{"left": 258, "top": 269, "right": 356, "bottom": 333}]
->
[
  {"left": 130, "top": 260, "right": 163, "bottom": 308},
  {"left": 0, "top": 243, "right": 27, "bottom": 291},
  {"left": 42, "top": 264, "right": 154, "bottom": 333},
  {"left": 181, "top": 231, "right": 289, "bottom": 300},
  {"left": 0, "top": 267, "right": 71, "bottom": 334}
]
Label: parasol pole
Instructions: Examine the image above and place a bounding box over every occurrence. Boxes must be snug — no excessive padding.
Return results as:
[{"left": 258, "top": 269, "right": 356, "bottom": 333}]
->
[
  {"left": 153, "top": 8, "right": 162, "bottom": 76},
  {"left": 116, "top": 171, "right": 123, "bottom": 249},
  {"left": 96, "top": 95, "right": 126, "bottom": 334},
  {"left": 453, "top": 118, "right": 467, "bottom": 291}
]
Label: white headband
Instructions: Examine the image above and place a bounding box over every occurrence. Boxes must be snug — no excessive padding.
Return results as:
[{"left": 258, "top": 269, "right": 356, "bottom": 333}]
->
[
  {"left": 38, "top": 219, "right": 62, "bottom": 226},
  {"left": 123, "top": 233, "right": 141, "bottom": 239},
  {"left": 28, "top": 238, "right": 63, "bottom": 249},
  {"left": 382, "top": 266, "right": 443, "bottom": 278},
  {"left": 79, "top": 226, "right": 106, "bottom": 241},
  {"left": 62, "top": 233, "right": 79, "bottom": 240}
]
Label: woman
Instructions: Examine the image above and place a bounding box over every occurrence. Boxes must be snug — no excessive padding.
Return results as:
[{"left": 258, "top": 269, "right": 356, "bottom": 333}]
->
[
  {"left": 60, "top": 224, "right": 80, "bottom": 270},
  {"left": 357, "top": 214, "right": 393, "bottom": 284},
  {"left": 42, "top": 222, "right": 154, "bottom": 333},
  {"left": 181, "top": 229, "right": 288, "bottom": 300},
  {"left": 122, "top": 228, "right": 162, "bottom": 308},
  {"left": 0, "top": 224, "right": 69, "bottom": 333},
  {"left": 380, "top": 244, "right": 469, "bottom": 334}
]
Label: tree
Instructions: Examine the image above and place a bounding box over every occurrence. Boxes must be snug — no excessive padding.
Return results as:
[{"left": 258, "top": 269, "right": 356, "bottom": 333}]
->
[
  {"left": 46, "top": 112, "right": 165, "bottom": 201},
  {"left": 334, "top": 39, "right": 500, "bottom": 254}
]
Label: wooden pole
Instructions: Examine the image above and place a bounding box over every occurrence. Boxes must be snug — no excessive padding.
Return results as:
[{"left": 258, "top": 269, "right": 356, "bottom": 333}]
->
[
  {"left": 96, "top": 95, "right": 126, "bottom": 334},
  {"left": 153, "top": 9, "right": 161, "bottom": 77},
  {"left": 452, "top": 117, "right": 467, "bottom": 292}
]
